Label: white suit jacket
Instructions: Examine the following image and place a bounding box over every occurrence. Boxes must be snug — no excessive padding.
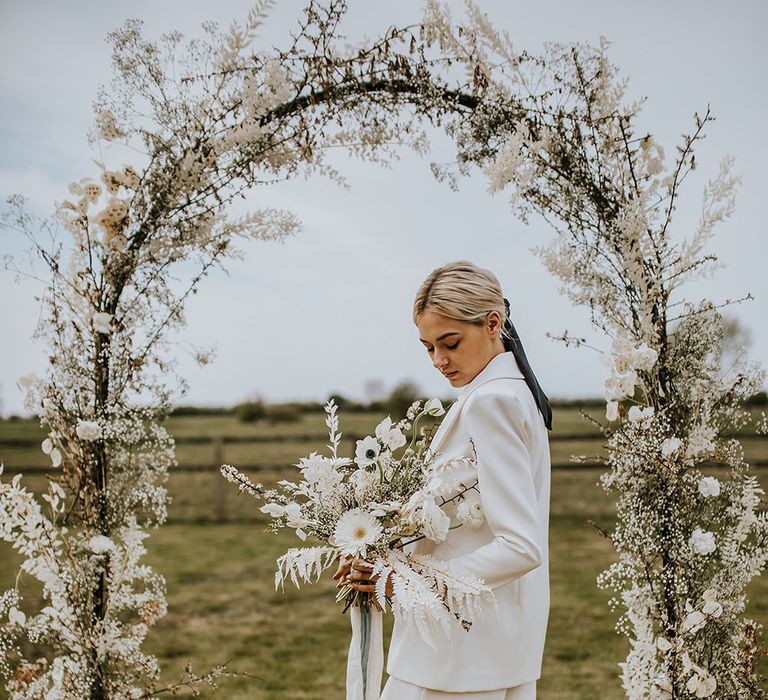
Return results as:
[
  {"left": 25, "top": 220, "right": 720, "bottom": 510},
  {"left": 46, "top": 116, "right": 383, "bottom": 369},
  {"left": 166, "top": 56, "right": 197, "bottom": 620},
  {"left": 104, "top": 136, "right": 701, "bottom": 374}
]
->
[{"left": 386, "top": 350, "right": 551, "bottom": 691}]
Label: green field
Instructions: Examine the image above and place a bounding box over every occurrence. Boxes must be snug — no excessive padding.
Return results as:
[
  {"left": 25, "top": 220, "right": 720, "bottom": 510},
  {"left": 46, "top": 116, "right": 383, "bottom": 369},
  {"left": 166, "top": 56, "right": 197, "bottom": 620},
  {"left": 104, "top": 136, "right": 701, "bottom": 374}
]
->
[{"left": 1, "top": 409, "right": 766, "bottom": 698}]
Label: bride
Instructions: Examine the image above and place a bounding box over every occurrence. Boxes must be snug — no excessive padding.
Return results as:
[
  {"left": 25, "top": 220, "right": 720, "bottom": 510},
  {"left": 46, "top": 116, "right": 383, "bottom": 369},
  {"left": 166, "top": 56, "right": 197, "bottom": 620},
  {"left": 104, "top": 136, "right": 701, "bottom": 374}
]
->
[{"left": 333, "top": 260, "right": 553, "bottom": 699}]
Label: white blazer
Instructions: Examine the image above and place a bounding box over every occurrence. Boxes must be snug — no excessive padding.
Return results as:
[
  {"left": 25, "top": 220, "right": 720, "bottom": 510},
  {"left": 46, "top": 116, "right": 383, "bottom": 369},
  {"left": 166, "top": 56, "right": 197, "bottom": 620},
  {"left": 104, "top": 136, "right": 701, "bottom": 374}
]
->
[{"left": 386, "top": 350, "right": 551, "bottom": 692}]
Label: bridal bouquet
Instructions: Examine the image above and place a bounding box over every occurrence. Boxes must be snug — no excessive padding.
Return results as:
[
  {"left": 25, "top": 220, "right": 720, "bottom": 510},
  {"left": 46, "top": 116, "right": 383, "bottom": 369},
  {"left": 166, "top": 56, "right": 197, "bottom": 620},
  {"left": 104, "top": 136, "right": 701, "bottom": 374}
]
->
[{"left": 220, "top": 398, "right": 495, "bottom": 700}]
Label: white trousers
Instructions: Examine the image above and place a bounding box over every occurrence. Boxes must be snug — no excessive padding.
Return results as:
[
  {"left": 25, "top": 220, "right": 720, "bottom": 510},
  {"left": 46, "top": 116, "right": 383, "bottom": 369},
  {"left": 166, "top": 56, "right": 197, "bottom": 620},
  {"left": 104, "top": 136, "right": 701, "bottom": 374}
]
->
[{"left": 380, "top": 676, "right": 536, "bottom": 700}]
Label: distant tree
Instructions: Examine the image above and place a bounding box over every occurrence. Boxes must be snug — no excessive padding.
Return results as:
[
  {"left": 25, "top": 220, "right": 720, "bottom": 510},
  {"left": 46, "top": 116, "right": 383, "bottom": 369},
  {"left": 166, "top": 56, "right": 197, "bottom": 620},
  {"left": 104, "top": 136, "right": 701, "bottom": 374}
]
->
[
  {"left": 234, "top": 400, "right": 268, "bottom": 423},
  {"left": 387, "top": 380, "right": 421, "bottom": 418}
]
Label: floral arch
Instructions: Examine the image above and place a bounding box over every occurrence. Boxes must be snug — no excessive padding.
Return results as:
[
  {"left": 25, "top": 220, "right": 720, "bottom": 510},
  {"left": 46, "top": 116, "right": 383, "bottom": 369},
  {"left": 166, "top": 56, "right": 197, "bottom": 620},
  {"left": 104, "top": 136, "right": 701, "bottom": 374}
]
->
[{"left": 1, "top": 1, "right": 766, "bottom": 698}]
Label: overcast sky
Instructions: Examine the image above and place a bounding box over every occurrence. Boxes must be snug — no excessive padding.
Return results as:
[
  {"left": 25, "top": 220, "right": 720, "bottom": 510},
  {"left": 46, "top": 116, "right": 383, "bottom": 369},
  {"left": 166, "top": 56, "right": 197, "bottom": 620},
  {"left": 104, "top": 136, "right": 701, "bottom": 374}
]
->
[{"left": 1, "top": 0, "right": 766, "bottom": 416}]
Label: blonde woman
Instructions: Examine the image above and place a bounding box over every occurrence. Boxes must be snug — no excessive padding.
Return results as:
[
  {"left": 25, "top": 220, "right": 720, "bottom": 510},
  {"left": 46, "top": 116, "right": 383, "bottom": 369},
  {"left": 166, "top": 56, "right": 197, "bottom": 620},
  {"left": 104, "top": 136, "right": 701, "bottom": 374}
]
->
[{"left": 334, "top": 260, "right": 553, "bottom": 699}]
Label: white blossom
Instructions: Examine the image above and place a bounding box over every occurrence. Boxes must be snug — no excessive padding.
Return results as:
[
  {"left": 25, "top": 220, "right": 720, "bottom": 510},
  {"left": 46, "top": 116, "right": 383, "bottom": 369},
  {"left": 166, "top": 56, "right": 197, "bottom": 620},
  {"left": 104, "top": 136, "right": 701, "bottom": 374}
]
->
[
  {"left": 89, "top": 534, "right": 115, "bottom": 554},
  {"left": 76, "top": 419, "right": 103, "bottom": 441},
  {"left": 698, "top": 476, "right": 721, "bottom": 498},
  {"left": 689, "top": 528, "right": 716, "bottom": 555}
]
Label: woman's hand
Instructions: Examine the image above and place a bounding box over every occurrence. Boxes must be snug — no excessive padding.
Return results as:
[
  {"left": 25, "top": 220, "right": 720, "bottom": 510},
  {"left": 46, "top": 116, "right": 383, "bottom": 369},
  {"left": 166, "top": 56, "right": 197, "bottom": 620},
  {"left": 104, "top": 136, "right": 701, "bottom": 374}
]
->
[
  {"left": 332, "top": 554, "right": 394, "bottom": 598},
  {"left": 332, "top": 553, "right": 353, "bottom": 588}
]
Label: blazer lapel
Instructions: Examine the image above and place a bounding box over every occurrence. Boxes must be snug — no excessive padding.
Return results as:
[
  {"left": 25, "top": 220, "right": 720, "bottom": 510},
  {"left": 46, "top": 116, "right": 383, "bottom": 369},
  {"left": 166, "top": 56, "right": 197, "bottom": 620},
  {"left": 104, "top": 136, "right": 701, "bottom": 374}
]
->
[
  {"left": 426, "top": 351, "right": 526, "bottom": 456},
  {"left": 426, "top": 396, "right": 464, "bottom": 456}
]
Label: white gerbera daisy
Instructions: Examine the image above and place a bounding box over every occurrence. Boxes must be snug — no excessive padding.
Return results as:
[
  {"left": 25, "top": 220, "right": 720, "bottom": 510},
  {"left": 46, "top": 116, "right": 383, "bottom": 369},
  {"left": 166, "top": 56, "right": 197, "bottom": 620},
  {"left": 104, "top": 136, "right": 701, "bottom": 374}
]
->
[{"left": 334, "top": 508, "right": 383, "bottom": 557}]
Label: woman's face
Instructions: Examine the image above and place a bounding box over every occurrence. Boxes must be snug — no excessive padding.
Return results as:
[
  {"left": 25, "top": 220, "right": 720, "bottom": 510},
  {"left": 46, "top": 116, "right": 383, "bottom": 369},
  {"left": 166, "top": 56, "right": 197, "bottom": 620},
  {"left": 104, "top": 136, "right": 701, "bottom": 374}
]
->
[{"left": 416, "top": 308, "right": 505, "bottom": 388}]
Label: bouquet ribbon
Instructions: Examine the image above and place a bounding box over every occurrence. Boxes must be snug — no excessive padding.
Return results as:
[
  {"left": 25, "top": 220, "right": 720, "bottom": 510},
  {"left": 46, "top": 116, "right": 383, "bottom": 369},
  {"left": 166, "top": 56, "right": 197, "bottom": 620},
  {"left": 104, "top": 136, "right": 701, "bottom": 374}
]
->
[{"left": 346, "top": 603, "right": 384, "bottom": 699}]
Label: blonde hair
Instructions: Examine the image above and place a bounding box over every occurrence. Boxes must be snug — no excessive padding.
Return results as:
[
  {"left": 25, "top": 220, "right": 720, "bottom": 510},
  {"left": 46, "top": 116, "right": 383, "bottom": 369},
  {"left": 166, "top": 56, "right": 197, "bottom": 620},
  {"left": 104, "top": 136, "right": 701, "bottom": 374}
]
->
[{"left": 413, "top": 260, "right": 510, "bottom": 341}]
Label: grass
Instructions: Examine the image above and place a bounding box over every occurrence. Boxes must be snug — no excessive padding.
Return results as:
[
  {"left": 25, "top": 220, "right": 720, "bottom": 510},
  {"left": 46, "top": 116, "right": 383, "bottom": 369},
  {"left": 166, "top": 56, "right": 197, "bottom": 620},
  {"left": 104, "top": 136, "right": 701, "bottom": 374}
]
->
[{"left": 0, "top": 410, "right": 767, "bottom": 698}]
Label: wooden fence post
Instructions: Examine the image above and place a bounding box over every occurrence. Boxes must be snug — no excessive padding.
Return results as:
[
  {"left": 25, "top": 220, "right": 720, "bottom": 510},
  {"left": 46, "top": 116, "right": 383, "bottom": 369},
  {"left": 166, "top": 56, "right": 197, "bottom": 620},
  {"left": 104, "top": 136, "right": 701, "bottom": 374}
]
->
[{"left": 213, "top": 436, "right": 226, "bottom": 522}]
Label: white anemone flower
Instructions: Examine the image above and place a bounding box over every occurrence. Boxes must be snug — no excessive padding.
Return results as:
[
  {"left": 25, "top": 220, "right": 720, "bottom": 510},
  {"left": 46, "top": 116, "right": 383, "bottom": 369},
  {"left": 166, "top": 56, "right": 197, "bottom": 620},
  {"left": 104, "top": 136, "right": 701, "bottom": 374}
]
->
[
  {"left": 334, "top": 508, "right": 383, "bottom": 557},
  {"left": 355, "top": 436, "right": 381, "bottom": 469}
]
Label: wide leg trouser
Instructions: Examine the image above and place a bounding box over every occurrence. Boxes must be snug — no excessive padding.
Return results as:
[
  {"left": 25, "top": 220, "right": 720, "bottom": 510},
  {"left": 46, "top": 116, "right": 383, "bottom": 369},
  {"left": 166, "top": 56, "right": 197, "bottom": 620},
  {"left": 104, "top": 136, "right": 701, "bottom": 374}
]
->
[{"left": 380, "top": 676, "right": 537, "bottom": 700}]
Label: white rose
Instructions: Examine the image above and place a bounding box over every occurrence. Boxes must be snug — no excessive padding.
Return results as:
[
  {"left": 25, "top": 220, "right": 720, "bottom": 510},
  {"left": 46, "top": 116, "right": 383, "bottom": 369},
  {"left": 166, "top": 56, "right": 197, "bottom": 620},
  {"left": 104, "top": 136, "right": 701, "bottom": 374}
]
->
[
  {"left": 660, "top": 437, "right": 682, "bottom": 458},
  {"left": 76, "top": 419, "right": 102, "bottom": 441},
  {"left": 605, "top": 400, "right": 619, "bottom": 421},
  {"left": 419, "top": 496, "right": 451, "bottom": 543},
  {"left": 424, "top": 398, "right": 446, "bottom": 416},
  {"left": 456, "top": 495, "right": 485, "bottom": 529},
  {"left": 689, "top": 528, "right": 716, "bottom": 556},
  {"left": 89, "top": 534, "right": 115, "bottom": 554},
  {"left": 698, "top": 476, "right": 720, "bottom": 498}
]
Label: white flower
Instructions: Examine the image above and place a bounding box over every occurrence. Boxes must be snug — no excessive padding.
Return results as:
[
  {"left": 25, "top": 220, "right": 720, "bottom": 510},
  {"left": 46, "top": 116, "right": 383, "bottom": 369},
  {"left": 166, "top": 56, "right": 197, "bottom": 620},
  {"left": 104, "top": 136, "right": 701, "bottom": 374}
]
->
[
  {"left": 685, "top": 425, "right": 716, "bottom": 461},
  {"left": 651, "top": 672, "right": 673, "bottom": 699},
  {"left": 8, "top": 607, "right": 26, "bottom": 626},
  {"left": 333, "top": 508, "right": 383, "bottom": 557},
  {"left": 16, "top": 373, "right": 38, "bottom": 391},
  {"left": 368, "top": 500, "right": 402, "bottom": 518},
  {"left": 605, "top": 400, "right": 619, "bottom": 421},
  {"left": 92, "top": 312, "right": 113, "bottom": 334},
  {"left": 351, "top": 468, "right": 378, "bottom": 502},
  {"left": 456, "top": 495, "right": 485, "bottom": 529},
  {"left": 297, "top": 452, "right": 343, "bottom": 494},
  {"left": 655, "top": 636, "right": 673, "bottom": 652},
  {"left": 50, "top": 447, "right": 62, "bottom": 468},
  {"left": 374, "top": 416, "right": 406, "bottom": 451},
  {"left": 424, "top": 398, "right": 445, "bottom": 416},
  {"left": 631, "top": 342, "right": 658, "bottom": 371},
  {"left": 627, "top": 405, "right": 654, "bottom": 423},
  {"left": 698, "top": 476, "right": 720, "bottom": 498},
  {"left": 260, "top": 502, "right": 286, "bottom": 518},
  {"left": 689, "top": 528, "right": 716, "bottom": 556},
  {"left": 41, "top": 437, "right": 53, "bottom": 455},
  {"left": 702, "top": 588, "right": 723, "bottom": 618},
  {"left": 660, "top": 437, "right": 682, "bottom": 458},
  {"left": 355, "top": 436, "right": 381, "bottom": 468},
  {"left": 682, "top": 610, "right": 707, "bottom": 635},
  {"left": 284, "top": 503, "right": 311, "bottom": 540},
  {"left": 76, "top": 419, "right": 103, "bottom": 441},
  {"left": 617, "top": 370, "right": 638, "bottom": 397},
  {"left": 89, "top": 534, "right": 115, "bottom": 554},
  {"left": 419, "top": 496, "right": 451, "bottom": 543},
  {"left": 686, "top": 671, "right": 717, "bottom": 698}
]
